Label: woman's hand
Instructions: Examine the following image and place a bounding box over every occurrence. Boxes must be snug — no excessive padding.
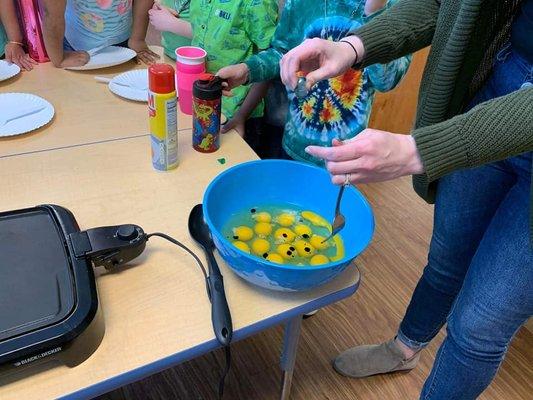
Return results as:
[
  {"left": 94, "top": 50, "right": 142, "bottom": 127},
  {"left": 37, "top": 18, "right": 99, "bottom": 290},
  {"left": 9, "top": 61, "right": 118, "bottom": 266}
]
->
[
  {"left": 280, "top": 37, "right": 361, "bottom": 90},
  {"left": 305, "top": 129, "right": 425, "bottom": 185},
  {"left": 4, "top": 43, "right": 37, "bottom": 71},
  {"left": 217, "top": 64, "right": 249, "bottom": 96},
  {"left": 128, "top": 38, "right": 159, "bottom": 64}
]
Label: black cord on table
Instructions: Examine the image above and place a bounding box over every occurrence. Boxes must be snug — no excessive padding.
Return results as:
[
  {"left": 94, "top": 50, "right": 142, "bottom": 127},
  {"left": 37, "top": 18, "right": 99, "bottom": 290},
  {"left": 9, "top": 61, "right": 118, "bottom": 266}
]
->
[
  {"left": 218, "top": 346, "right": 231, "bottom": 399},
  {"left": 147, "top": 232, "right": 208, "bottom": 280},
  {"left": 146, "top": 232, "right": 231, "bottom": 399}
]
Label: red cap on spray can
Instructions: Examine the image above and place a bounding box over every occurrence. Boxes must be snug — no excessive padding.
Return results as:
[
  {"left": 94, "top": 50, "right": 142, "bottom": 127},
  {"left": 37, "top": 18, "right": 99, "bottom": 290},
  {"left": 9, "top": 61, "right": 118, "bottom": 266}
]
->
[{"left": 149, "top": 64, "right": 175, "bottom": 94}]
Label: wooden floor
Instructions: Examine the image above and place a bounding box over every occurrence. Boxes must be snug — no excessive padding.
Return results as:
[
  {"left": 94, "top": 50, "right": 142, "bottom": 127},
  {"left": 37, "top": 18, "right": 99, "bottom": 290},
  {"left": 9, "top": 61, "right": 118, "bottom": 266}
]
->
[{"left": 96, "top": 176, "right": 533, "bottom": 400}]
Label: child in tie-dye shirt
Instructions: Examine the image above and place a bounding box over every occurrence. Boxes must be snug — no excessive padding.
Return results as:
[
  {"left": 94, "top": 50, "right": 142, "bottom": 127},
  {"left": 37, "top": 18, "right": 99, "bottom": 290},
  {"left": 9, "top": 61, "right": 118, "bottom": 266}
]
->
[
  {"left": 219, "top": 0, "right": 411, "bottom": 165},
  {"left": 42, "top": 0, "right": 158, "bottom": 68}
]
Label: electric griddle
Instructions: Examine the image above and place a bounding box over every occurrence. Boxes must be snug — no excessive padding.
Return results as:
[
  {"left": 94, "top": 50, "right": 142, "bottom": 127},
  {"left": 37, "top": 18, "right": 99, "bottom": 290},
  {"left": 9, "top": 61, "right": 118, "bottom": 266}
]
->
[
  {"left": 0, "top": 204, "right": 232, "bottom": 397},
  {"left": 0, "top": 204, "right": 146, "bottom": 374}
]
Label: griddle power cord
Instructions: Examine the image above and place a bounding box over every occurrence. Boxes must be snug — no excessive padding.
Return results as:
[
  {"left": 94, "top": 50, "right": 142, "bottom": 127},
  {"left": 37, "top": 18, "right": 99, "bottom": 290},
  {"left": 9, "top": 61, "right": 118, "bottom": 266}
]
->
[{"left": 146, "top": 232, "right": 231, "bottom": 399}]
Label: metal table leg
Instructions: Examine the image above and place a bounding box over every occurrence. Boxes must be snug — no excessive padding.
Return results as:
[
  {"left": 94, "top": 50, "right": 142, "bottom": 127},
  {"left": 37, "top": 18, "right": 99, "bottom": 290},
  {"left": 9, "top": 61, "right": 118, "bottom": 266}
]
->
[{"left": 280, "top": 315, "right": 303, "bottom": 400}]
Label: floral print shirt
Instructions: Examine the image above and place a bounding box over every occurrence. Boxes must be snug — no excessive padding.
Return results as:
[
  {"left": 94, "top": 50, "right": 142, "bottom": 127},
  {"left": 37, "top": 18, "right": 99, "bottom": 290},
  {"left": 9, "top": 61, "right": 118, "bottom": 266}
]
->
[{"left": 65, "top": 0, "right": 132, "bottom": 50}]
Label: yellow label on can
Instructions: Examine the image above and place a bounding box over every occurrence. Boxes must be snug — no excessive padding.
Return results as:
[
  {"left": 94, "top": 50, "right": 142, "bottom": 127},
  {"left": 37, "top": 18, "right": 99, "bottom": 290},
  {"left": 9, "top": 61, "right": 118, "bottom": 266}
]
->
[{"left": 149, "top": 90, "right": 178, "bottom": 171}]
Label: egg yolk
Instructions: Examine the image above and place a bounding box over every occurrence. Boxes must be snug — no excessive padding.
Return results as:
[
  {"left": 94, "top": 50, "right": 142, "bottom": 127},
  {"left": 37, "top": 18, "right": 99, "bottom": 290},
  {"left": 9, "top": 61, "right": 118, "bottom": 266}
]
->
[
  {"left": 233, "top": 241, "right": 250, "bottom": 253},
  {"left": 274, "top": 228, "right": 296, "bottom": 243},
  {"left": 232, "top": 226, "right": 254, "bottom": 241},
  {"left": 294, "top": 240, "right": 316, "bottom": 258},
  {"left": 277, "top": 213, "right": 295, "bottom": 227},
  {"left": 301, "top": 210, "right": 331, "bottom": 230},
  {"left": 310, "top": 235, "right": 330, "bottom": 250},
  {"left": 251, "top": 238, "right": 270, "bottom": 255},
  {"left": 253, "top": 211, "right": 272, "bottom": 223},
  {"left": 310, "top": 254, "right": 329, "bottom": 266},
  {"left": 277, "top": 243, "right": 297, "bottom": 259},
  {"left": 254, "top": 222, "right": 273, "bottom": 237},
  {"left": 266, "top": 253, "right": 284, "bottom": 264},
  {"left": 294, "top": 224, "right": 312, "bottom": 238}
]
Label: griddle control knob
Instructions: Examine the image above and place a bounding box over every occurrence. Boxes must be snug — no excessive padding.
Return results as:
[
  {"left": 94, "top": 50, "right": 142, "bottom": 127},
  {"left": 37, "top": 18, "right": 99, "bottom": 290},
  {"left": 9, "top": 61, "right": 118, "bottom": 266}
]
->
[{"left": 117, "top": 225, "right": 139, "bottom": 241}]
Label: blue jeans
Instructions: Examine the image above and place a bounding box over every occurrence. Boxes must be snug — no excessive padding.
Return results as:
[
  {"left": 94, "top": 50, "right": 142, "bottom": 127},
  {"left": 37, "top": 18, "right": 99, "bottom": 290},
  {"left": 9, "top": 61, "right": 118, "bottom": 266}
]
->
[{"left": 397, "top": 46, "right": 533, "bottom": 399}]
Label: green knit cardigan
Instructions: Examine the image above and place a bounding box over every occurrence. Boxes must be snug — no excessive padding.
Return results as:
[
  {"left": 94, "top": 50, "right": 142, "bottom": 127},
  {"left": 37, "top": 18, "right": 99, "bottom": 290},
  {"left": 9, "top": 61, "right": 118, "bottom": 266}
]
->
[{"left": 351, "top": 0, "right": 533, "bottom": 232}]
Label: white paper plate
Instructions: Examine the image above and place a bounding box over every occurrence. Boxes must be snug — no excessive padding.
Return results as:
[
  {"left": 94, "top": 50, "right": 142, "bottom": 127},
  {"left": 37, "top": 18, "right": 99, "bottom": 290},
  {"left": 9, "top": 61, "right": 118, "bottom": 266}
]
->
[
  {"left": 0, "top": 93, "right": 55, "bottom": 137},
  {"left": 66, "top": 46, "right": 137, "bottom": 71},
  {"left": 0, "top": 61, "right": 21, "bottom": 82},
  {"left": 109, "top": 69, "right": 149, "bottom": 102}
]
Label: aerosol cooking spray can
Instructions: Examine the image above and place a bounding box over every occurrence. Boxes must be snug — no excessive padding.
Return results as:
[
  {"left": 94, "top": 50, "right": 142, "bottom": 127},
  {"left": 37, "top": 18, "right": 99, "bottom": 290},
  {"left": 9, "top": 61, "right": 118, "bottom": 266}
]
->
[{"left": 149, "top": 63, "right": 178, "bottom": 170}]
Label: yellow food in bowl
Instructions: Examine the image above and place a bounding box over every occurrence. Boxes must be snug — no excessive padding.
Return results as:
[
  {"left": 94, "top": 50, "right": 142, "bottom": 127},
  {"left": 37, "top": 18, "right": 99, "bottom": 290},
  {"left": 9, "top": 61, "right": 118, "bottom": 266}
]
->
[
  {"left": 232, "top": 226, "right": 254, "bottom": 241},
  {"left": 252, "top": 238, "right": 271, "bottom": 256},
  {"left": 277, "top": 213, "right": 295, "bottom": 227},
  {"left": 233, "top": 241, "right": 250, "bottom": 253},
  {"left": 294, "top": 240, "right": 316, "bottom": 258},
  {"left": 254, "top": 222, "right": 273, "bottom": 237},
  {"left": 225, "top": 206, "right": 344, "bottom": 266},
  {"left": 310, "top": 254, "right": 329, "bottom": 265},
  {"left": 252, "top": 211, "right": 272, "bottom": 223},
  {"left": 274, "top": 227, "right": 296, "bottom": 243},
  {"left": 294, "top": 224, "right": 312, "bottom": 238},
  {"left": 266, "top": 253, "right": 284, "bottom": 264}
]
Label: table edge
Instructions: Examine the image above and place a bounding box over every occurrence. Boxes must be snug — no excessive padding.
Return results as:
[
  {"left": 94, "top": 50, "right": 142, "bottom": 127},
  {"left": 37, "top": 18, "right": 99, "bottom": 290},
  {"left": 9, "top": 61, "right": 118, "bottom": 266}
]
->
[{"left": 59, "top": 272, "right": 361, "bottom": 400}]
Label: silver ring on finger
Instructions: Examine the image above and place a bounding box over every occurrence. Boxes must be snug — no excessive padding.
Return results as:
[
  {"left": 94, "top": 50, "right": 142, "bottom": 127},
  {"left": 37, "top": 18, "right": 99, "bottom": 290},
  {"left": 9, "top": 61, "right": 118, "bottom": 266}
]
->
[{"left": 344, "top": 173, "right": 351, "bottom": 186}]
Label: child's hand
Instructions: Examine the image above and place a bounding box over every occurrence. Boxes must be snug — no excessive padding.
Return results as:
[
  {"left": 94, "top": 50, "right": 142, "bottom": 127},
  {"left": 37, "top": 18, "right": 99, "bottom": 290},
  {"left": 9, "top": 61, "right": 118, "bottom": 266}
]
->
[
  {"left": 154, "top": 2, "right": 179, "bottom": 17},
  {"left": 221, "top": 116, "right": 245, "bottom": 136},
  {"left": 59, "top": 51, "right": 90, "bottom": 68},
  {"left": 217, "top": 64, "right": 249, "bottom": 96},
  {"left": 149, "top": 3, "right": 180, "bottom": 33},
  {"left": 4, "top": 43, "right": 37, "bottom": 71},
  {"left": 127, "top": 38, "right": 160, "bottom": 64}
]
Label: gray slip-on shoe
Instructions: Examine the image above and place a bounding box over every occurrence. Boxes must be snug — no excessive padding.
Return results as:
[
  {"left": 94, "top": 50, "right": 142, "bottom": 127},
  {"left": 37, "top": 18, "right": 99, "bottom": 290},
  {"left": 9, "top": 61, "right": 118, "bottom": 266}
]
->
[{"left": 333, "top": 339, "right": 420, "bottom": 378}]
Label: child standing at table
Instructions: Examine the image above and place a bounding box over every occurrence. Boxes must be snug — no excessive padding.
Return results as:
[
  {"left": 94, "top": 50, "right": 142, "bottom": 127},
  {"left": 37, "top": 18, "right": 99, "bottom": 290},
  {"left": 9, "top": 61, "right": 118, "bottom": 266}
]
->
[
  {"left": 218, "top": 0, "right": 412, "bottom": 165},
  {"left": 0, "top": 0, "right": 36, "bottom": 70},
  {"left": 41, "top": 0, "right": 159, "bottom": 68},
  {"left": 149, "top": 0, "right": 278, "bottom": 149}
]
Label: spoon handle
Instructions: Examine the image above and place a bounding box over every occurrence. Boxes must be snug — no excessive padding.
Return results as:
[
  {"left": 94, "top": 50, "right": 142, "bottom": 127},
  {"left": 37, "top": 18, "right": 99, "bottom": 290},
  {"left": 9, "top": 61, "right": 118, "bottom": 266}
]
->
[
  {"left": 206, "top": 251, "right": 233, "bottom": 346},
  {"left": 335, "top": 184, "right": 346, "bottom": 215}
]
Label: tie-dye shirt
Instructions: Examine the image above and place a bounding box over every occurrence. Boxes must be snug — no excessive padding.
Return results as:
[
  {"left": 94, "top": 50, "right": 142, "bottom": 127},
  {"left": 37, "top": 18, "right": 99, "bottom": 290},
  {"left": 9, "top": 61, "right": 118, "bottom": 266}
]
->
[
  {"left": 245, "top": 0, "right": 411, "bottom": 165},
  {"left": 0, "top": 23, "right": 7, "bottom": 57},
  {"left": 190, "top": 0, "right": 278, "bottom": 119},
  {"left": 65, "top": 0, "right": 132, "bottom": 51}
]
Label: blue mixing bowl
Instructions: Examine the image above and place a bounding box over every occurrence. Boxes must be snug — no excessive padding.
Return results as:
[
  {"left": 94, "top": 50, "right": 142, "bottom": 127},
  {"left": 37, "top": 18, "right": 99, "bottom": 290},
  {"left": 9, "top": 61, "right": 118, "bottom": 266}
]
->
[{"left": 203, "top": 160, "right": 374, "bottom": 291}]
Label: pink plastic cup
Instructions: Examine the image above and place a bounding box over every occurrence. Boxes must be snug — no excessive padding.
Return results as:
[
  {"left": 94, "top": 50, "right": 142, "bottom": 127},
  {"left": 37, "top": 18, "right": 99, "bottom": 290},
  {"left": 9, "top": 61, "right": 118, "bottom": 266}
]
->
[{"left": 175, "top": 46, "right": 207, "bottom": 115}]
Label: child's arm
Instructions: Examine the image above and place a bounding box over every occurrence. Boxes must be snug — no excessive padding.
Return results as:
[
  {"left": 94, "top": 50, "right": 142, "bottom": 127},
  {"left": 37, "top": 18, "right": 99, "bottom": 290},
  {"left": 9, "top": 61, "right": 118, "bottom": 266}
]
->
[
  {"left": 366, "top": 55, "right": 412, "bottom": 92},
  {"left": 0, "top": 0, "right": 37, "bottom": 70},
  {"left": 128, "top": 0, "right": 159, "bottom": 64},
  {"left": 148, "top": 3, "right": 192, "bottom": 38},
  {"left": 220, "top": 82, "right": 270, "bottom": 136},
  {"left": 41, "top": 0, "right": 89, "bottom": 67}
]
